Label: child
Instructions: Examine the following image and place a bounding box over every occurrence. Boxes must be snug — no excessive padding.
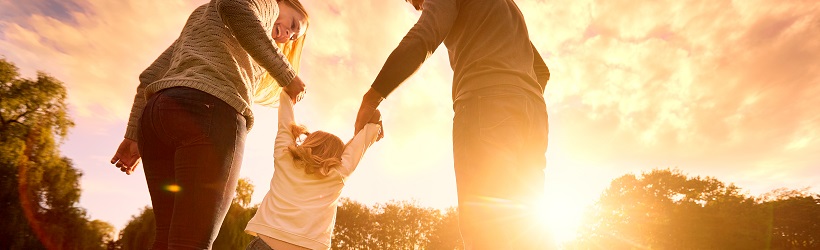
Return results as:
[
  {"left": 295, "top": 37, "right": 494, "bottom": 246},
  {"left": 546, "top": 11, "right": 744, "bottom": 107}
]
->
[{"left": 245, "top": 91, "right": 382, "bottom": 250}]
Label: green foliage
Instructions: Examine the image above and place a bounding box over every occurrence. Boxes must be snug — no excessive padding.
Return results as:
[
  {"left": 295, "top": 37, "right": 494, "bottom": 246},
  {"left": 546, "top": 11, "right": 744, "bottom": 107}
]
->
[
  {"left": 0, "top": 57, "right": 113, "bottom": 250},
  {"left": 117, "top": 187, "right": 463, "bottom": 249},
  {"left": 214, "top": 178, "right": 258, "bottom": 249},
  {"left": 232, "top": 178, "right": 255, "bottom": 208},
  {"left": 212, "top": 203, "right": 258, "bottom": 249},
  {"left": 113, "top": 167, "right": 820, "bottom": 249},
  {"left": 117, "top": 206, "right": 156, "bottom": 250},
  {"left": 761, "top": 188, "right": 820, "bottom": 249},
  {"left": 425, "top": 207, "right": 463, "bottom": 250},
  {"left": 370, "top": 200, "right": 441, "bottom": 249},
  {"left": 333, "top": 198, "right": 375, "bottom": 249},
  {"left": 332, "top": 199, "right": 463, "bottom": 250},
  {"left": 570, "top": 168, "right": 820, "bottom": 250}
]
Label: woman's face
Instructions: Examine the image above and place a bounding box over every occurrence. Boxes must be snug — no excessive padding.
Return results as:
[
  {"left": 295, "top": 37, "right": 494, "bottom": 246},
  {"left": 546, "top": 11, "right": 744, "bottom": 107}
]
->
[{"left": 273, "top": 2, "right": 307, "bottom": 43}]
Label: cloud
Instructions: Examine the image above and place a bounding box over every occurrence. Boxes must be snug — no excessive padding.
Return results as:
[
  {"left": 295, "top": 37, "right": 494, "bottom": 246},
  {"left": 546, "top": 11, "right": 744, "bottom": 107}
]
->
[
  {"left": 523, "top": 0, "right": 820, "bottom": 161},
  {"left": 1, "top": 0, "right": 202, "bottom": 121}
]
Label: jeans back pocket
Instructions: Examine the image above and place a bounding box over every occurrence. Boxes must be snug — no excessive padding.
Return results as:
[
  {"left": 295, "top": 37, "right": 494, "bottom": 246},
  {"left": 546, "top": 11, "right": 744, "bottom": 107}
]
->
[{"left": 156, "top": 94, "right": 214, "bottom": 146}]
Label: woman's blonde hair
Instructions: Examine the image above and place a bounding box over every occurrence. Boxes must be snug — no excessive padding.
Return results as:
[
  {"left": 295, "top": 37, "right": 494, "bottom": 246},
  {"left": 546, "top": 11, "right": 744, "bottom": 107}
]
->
[
  {"left": 254, "top": 0, "right": 310, "bottom": 106},
  {"left": 287, "top": 124, "right": 345, "bottom": 176}
]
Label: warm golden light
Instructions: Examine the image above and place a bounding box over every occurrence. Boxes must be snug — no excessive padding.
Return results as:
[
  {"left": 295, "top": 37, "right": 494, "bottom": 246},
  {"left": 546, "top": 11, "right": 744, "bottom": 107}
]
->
[
  {"left": 2, "top": 0, "right": 817, "bottom": 241},
  {"left": 537, "top": 194, "right": 585, "bottom": 246}
]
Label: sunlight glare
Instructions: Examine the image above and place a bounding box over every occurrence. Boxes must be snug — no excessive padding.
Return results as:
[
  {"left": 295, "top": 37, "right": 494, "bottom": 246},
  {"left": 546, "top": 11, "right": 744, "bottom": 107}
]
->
[{"left": 537, "top": 193, "right": 585, "bottom": 246}]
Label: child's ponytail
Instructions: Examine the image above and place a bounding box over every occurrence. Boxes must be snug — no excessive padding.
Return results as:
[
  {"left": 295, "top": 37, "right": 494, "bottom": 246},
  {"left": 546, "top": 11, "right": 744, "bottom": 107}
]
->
[{"left": 287, "top": 124, "right": 344, "bottom": 176}]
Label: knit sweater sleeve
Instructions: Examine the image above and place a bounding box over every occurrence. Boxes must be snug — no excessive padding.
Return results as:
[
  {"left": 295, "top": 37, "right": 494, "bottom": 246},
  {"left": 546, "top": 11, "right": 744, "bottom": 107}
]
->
[
  {"left": 532, "top": 43, "right": 550, "bottom": 92},
  {"left": 216, "top": 0, "right": 296, "bottom": 87},
  {"left": 124, "top": 41, "right": 176, "bottom": 141},
  {"left": 370, "top": 0, "right": 458, "bottom": 98}
]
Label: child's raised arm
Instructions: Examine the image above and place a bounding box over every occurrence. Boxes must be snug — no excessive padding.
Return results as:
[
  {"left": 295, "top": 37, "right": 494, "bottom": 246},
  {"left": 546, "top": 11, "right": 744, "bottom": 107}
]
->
[
  {"left": 274, "top": 91, "right": 297, "bottom": 156},
  {"left": 338, "top": 122, "right": 381, "bottom": 178}
]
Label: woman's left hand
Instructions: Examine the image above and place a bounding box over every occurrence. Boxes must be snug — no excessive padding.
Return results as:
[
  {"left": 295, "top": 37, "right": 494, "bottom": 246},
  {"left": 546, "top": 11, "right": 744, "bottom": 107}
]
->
[{"left": 283, "top": 75, "right": 306, "bottom": 103}]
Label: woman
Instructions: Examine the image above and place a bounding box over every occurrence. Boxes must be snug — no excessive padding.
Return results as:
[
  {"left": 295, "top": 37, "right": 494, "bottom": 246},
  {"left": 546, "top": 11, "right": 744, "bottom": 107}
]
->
[{"left": 109, "top": 0, "right": 310, "bottom": 248}]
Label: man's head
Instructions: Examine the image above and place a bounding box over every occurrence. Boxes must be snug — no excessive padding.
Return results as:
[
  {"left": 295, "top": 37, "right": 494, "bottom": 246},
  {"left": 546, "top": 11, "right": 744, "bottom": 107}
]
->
[{"left": 405, "top": 0, "right": 424, "bottom": 11}]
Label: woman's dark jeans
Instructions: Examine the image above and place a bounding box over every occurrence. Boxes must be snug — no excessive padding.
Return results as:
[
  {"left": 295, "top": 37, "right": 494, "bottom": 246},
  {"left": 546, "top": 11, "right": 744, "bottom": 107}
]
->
[{"left": 138, "top": 87, "right": 246, "bottom": 249}]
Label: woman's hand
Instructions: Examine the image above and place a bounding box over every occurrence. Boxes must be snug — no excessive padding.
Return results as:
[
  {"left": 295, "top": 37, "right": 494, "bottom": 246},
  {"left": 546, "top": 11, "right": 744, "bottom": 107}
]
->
[
  {"left": 283, "top": 75, "right": 306, "bottom": 104},
  {"left": 110, "top": 138, "right": 141, "bottom": 175}
]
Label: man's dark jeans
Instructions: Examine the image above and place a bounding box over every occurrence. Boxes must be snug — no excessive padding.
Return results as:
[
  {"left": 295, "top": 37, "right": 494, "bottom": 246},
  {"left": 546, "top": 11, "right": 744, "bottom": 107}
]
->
[
  {"left": 453, "top": 85, "right": 549, "bottom": 249},
  {"left": 139, "top": 87, "right": 246, "bottom": 249}
]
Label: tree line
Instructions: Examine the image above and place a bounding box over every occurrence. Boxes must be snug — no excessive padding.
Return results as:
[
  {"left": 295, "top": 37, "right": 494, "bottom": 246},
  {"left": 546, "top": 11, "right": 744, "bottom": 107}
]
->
[
  {"left": 2, "top": 58, "right": 818, "bottom": 249},
  {"left": 113, "top": 178, "right": 464, "bottom": 250},
  {"left": 568, "top": 169, "right": 820, "bottom": 249}
]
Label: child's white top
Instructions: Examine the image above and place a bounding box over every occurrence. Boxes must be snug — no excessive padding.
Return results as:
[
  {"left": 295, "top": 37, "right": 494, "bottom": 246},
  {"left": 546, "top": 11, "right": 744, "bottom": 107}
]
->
[{"left": 245, "top": 92, "right": 381, "bottom": 250}]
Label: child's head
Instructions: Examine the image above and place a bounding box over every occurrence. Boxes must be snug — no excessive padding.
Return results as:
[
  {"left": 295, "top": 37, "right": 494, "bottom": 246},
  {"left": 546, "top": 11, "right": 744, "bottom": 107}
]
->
[{"left": 287, "top": 124, "right": 345, "bottom": 176}]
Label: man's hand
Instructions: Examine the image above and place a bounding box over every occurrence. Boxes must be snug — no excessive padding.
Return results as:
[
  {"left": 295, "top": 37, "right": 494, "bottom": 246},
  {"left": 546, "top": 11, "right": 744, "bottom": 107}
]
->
[
  {"left": 111, "top": 138, "right": 141, "bottom": 175},
  {"left": 355, "top": 88, "right": 385, "bottom": 138},
  {"left": 283, "top": 75, "right": 306, "bottom": 104}
]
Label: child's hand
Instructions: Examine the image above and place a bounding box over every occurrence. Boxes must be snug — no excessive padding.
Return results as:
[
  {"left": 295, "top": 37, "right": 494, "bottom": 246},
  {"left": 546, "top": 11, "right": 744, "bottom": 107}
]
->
[
  {"left": 368, "top": 109, "right": 382, "bottom": 124},
  {"left": 369, "top": 109, "right": 384, "bottom": 141}
]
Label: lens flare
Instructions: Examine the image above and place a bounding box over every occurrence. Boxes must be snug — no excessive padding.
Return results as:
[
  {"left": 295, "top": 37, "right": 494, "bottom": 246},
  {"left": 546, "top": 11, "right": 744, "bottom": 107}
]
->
[{"left": 165, "top": 184, "right": 181, "bottom": 192}]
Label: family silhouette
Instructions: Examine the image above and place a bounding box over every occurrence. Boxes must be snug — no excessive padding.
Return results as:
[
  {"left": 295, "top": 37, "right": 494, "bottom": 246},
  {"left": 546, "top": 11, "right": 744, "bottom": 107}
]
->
[{"left": 110, "top": 0, "right": 550, "bottom": 249}]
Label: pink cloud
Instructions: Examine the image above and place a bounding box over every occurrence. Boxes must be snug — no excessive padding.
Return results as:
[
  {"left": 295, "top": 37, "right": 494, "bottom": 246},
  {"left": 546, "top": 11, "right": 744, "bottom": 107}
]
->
[
  {"left": 1, "top": 0, "right": 202, "bottom": 121},
  {"left": 515, "top": 0, "right": 820, "bottom": 195}
]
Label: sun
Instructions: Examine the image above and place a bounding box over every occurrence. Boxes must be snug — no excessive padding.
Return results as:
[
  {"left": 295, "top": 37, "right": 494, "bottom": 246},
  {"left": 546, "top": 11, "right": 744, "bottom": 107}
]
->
[{"left": 533, "top": 193, "right": 586, "bottom": 246}]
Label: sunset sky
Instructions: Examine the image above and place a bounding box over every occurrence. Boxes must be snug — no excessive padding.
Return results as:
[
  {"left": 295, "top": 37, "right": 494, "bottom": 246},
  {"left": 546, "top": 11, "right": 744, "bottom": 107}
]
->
[{"left": 2, "top": 0, "right": 819, "bottom": 242}]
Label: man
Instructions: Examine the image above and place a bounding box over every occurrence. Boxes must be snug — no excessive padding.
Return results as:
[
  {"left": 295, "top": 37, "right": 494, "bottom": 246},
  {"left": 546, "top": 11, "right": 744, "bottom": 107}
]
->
[{"left": 353, "top": 0, "right": 550, "bottom": 249}]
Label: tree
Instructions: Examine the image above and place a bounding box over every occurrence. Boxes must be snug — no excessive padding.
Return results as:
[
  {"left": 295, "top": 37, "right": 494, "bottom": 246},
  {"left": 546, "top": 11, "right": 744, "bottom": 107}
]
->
[
  {"left": 572, "top": 168, "right": 770, "bottom": 249},
  {"left": 213, "top": 178, "right": 257, "bottom": 249},
  {"left": 118, "top": 179, "right": 465, "bottom": 249},
  {"left": 425, "top": 207, "right": 463, "bottom": 250},
  {"left": 117, "top": 206, "right": 156, "bottom": 250},
  {"left": 761, "top": 188, "right": 820, "bottom": 249},
  {"left": 232, "top": 177, "right": 255, "bottom": 207},
  {"left": 370, "top": 200, "right": 440, "bottom": 249},
  {"left": 332, "top": 199, "right": 462, "bottom": 250},
  {"left": 0, "top": 58, "right": 113, "bottom": 250},
  {"left": 333, "top": 198, "right": 376, "bottom": 249}
]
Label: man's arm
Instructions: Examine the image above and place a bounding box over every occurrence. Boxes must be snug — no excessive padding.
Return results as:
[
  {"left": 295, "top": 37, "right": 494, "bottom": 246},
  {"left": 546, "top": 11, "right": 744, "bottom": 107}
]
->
[
  {"left": 356, "top": 0, "right": 458, "bottom": 135},
  {"left": 532, "top": 43, "right": 550, "bottom": 92},
  {"left": 369, "top": 0, "right": 459, "bottom": 98}
]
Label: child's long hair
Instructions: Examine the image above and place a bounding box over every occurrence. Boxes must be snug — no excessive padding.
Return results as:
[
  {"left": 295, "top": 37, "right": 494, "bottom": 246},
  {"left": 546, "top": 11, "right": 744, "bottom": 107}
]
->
[
  {"left": 287, "top": 124, "right": 344, "bottom": 176},
  {"left": 254, "top": 0, "right": 310, "bottom": 106}
]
